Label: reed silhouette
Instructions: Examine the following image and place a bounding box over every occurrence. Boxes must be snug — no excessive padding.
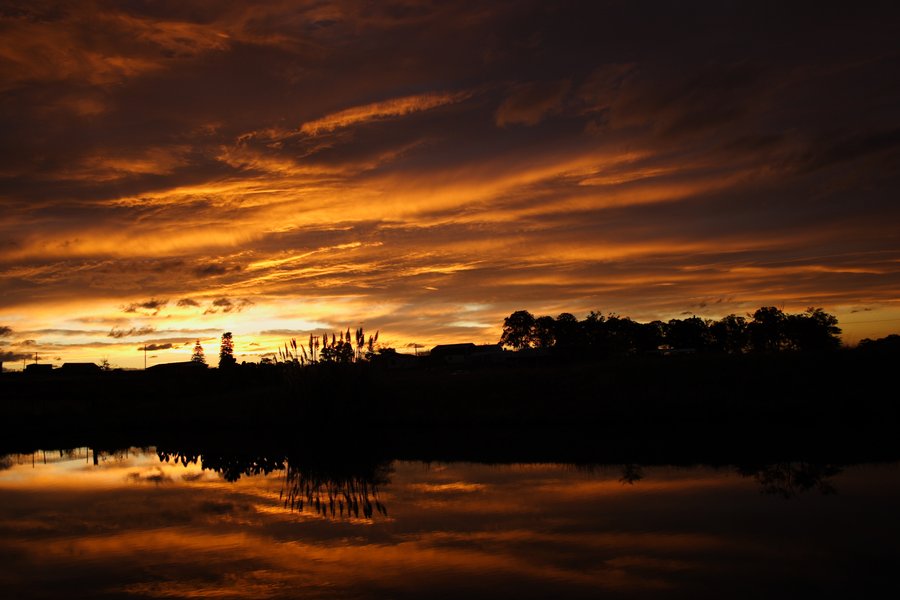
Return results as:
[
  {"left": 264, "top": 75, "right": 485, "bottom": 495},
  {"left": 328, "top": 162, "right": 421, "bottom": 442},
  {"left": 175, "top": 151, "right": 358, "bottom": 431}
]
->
[
  {"left": 156, "top": 446, "right": 391, "bottom": 519},
  {"left": 281, "top": 459, "right": 390, "bottom": 520}
]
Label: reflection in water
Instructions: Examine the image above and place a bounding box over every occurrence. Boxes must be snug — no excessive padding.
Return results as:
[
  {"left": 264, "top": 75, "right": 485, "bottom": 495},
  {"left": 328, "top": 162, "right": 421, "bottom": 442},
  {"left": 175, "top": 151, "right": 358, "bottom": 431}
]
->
[
  {"left": 157, "top": 448, "right": 392, "bottom": 519},
  {"left": 619, "top": 463, "right": 644, "bottom": 485},
  {"left": 281, "top": 460, "right": 390, "bottom": 519},
  {"left": 157, "top": 449, "right": 285, "bottom": 482},
  {"left": 738, "top": 462, "right": 843, "bottom": 499},
  {"left": 0, "top": 449, "right": 898, "bottom": 599}
]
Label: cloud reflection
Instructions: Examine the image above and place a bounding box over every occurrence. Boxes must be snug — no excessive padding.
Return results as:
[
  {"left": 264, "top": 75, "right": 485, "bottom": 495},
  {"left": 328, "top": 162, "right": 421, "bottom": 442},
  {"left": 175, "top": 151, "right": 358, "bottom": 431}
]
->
[{"left": 1, "top": 450, "right": 896, "bottom": 598}]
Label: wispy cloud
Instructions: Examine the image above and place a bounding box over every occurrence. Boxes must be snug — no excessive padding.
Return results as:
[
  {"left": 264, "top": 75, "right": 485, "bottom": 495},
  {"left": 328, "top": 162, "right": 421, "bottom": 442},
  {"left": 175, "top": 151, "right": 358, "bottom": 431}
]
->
[
  {"left": 203, "top": 297, "right": 254, "bottom": 315},
  {"left": 300, "top": 91, "right": 471, "bottom": 135},
  {"left": 139, "top": 343, "right": 175, "bottom": 352},
  {"left": 123, "top": 299, "right": 169, "bottom": 315},
  {"left": 109, "top": 326, "right": 156, "bottom": 339}
]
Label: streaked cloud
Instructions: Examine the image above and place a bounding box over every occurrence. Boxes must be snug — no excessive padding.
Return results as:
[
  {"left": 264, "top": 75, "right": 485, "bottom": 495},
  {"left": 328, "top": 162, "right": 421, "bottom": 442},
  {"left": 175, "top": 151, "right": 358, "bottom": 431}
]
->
[
  {"left": 300, "top": 91, "right": 472, "bottom": 135},
  {"left": 123, "top": 299, "right": 168, "bottom": 315},
  {"left": 108, "top": 326, "right": 156, "bottom": 339},
  {"left": 140, "top": 343, "right": 175, "bottom": 352}
]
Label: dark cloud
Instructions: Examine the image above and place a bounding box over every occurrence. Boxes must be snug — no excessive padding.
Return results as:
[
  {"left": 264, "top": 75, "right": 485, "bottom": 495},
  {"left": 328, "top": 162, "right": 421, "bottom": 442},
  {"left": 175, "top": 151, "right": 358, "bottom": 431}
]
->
[
  {"left": 139, "top": 343, "right": 175, "bottom": 352},
  {"left": 194, "top": 262, "right": 241, "bottom": 277},
  {"left": 122, "top": 298, "right": 169, "bottom": 314},
  {"left": 495, "top": 79, "right": 571, "bottom": 127},
  {"left": 30, "top": 328, "right": 104, "bottom": 336},
  {"left": 0, "top": 326, "right": 11, "bottom": 336},
  {"left": 108, "top": 326, "right": 156, "bottom": 339},
  {"left": 177, "top": 298, "right": 200, "bottom": 307},
  {"left": 0, "top": 351, "right": 31, "bottom": 362},
  {"left": 204, "top": 297, "right": 254, "bottom": 315}
]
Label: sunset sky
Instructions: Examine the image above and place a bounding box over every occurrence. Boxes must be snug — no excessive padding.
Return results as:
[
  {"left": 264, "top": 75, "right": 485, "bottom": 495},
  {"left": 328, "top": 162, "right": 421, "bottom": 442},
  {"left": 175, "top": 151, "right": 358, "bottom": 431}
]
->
[{"left": 2, "top": 1, "right": 899, "bottom": 369}]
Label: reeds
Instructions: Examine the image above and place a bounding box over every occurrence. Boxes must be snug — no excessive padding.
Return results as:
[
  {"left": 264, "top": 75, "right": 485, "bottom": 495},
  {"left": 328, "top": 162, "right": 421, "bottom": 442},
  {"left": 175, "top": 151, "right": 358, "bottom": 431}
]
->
[
  {"left": 280, "top": 461, "right": 390, "bottom": 520},
  {"left": 276, "top": 327, "right": 380, "bottom": 366}
]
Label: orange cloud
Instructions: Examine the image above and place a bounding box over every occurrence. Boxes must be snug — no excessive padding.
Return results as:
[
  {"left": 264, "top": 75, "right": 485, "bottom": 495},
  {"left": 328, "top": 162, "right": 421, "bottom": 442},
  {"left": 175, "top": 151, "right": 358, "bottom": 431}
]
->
[{"left": 300, "top": 91, "right": 472, "bottom": 135}]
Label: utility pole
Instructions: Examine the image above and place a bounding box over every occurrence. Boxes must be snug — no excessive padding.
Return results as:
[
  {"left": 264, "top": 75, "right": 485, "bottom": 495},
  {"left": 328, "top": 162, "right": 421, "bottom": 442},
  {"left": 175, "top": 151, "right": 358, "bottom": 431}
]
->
[{"left": 144, "top": 343, "right": 147, "bottom": 370}]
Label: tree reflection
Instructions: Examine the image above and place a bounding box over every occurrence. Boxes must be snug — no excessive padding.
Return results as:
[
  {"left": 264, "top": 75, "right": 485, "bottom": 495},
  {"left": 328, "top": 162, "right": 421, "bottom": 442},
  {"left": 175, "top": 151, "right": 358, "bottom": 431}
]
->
[
  {"left": 737, "top": 462, "right": 843, "bottom": 499},
  {"left": 587, "top": 460, "right": 841, "bottom": 497},
  {"left": 619, "top": 463, "right": 644, "bottom": 484}
]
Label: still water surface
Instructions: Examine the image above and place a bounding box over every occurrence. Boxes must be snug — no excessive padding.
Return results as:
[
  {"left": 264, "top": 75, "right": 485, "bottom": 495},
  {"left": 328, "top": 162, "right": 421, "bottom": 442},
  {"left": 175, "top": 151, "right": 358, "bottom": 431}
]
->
[{"left": 0, "top": 449, "right": 897, "bottom": 598}]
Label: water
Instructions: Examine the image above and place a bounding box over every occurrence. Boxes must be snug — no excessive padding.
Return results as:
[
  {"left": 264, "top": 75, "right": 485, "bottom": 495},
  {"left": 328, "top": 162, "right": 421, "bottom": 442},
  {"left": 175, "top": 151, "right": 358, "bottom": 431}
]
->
[{"left": 1, "top": 449, "right": 898, "bottom": 598}]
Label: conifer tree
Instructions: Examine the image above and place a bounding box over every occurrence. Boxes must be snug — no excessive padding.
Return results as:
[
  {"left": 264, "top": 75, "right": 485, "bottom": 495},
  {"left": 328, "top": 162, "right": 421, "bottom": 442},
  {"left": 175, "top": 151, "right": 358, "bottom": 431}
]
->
[
  {"left": 191, "top": 339, "right": 206, "bottom": 364},
  {"left": 219, "top": 332, "right": 236, "bottom": 369}
]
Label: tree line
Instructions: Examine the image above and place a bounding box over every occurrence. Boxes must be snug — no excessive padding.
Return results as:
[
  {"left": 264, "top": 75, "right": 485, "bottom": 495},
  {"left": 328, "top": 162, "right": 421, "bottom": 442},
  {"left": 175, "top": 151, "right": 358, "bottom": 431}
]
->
[
  {"left": 499, "top": 306, "right": 842, "bottom": 356},
  {"left": 187, "top": 306, "right": 846, "bottom": 371}
]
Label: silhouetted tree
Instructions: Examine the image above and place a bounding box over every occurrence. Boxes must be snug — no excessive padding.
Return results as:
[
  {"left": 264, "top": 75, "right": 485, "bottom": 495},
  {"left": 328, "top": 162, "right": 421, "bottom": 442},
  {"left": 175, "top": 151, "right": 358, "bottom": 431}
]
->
[
  {"left": 581, "top": 311, "right": 607, "bottom": 353},
  {"left": 784, "top": 307, "right": 841, "bottom": 352},
  {"left": 749, "top": 306, "right": 787, "bottom": 352},
  {"left": 219, "top": 332, "right": 236, "bottom": 369},
  {"left": 500, "top": 310, "right": 536, "bottom": 349},
  {"left": 498, "top": 305, "right": 843, "bottom": 359},
  {"left": 191, "top": 340, "right": 206, "bottom": 364},
  {"left": 532, "top": 315, "right": 557, "bottom": 348},
  {"left": 582, "top": 313, "right": 642, "bottom": 356},
  {"left": 553, "top": 313, "right": 582, "bottom": 349},
  {"left": 634, "top": 320, "right": 667, "bottom": 353},
  {"left": 666, "top": 316, "right": 711, "bottom": 351},
  {"left": 605, "top": 315, "right": 642, "bottom": 355},
  {"left": 858, "top": 334, "right": 900, "bottom": 354},
  {"left": 710, "top": 314, "right": 748, "bottom": 354}
]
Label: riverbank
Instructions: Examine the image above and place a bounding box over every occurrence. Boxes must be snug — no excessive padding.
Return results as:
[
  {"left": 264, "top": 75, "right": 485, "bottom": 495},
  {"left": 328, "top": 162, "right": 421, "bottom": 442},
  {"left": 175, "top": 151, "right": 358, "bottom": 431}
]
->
[{"left": 2, "top": 350, "right": 898, "bottom": 463}]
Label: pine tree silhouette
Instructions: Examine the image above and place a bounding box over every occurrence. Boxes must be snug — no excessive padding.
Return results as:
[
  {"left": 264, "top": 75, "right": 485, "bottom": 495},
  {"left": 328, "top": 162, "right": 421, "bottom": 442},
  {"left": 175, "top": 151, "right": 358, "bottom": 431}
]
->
[{"left": 191, "top": 340, "right": 206, "bottom": 364}]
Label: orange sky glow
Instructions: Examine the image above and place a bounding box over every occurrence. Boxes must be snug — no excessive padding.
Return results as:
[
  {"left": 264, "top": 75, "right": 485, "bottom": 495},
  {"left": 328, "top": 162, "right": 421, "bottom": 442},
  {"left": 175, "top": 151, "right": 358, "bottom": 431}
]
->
[{"left": 2, "top": 2, "right": 899, "bottom": 368}]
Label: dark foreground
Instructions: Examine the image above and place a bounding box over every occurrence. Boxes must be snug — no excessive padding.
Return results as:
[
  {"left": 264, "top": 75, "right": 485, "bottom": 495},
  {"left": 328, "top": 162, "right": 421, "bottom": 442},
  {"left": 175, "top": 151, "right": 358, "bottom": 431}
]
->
[
  {"left": 3, "top": 350, "right": 899, "bottom": 599},
  {"left": 2, "top": 350, "right": 898, "bottom": 465}
]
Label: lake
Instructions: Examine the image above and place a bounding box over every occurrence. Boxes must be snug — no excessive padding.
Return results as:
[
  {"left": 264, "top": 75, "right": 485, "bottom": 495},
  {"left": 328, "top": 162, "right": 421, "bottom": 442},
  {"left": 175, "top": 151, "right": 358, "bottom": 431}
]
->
[{"left": 1, "top": 448, "right": 898, "bottom": 598}]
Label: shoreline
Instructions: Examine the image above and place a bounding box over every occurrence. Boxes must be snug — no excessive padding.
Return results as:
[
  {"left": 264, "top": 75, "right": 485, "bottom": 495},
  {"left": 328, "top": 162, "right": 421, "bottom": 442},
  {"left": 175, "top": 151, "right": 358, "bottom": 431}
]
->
[{"left": 2, "top": 350, "right": 898, "bottom": 465}]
